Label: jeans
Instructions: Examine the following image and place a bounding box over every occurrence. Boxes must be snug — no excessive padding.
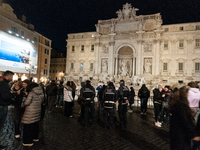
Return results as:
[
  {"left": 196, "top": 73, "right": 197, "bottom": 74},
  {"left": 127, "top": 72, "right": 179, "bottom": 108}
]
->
[
  {"left": 0, "top": 106, "right": 8, "bottom": 132},
  {"left": 154, "top": 103, "right": 162, "bottom": 122},
  {"left": 118, "top": 104, "right": 127, "bottom": 126},
  {"left": 84, "top": 102, "right": 95, "bottom": 126},
  {"left": 140, "top": 98, "right": 148, "bottom": 113},
  {"left": 56, "top": 94, "right": 63, "bottom": 106},
  {"left": 14, "top": 106, "right": 23, "bottom": 135},
  {"left": 159, "top": 105, "right": 170, "bottom": 124}
]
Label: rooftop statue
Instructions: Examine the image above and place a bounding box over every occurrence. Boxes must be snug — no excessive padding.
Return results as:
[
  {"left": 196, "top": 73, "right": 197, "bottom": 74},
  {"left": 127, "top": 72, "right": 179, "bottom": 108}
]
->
[{"left": 116, "top": 3, "right": 138, "bottom": 21}]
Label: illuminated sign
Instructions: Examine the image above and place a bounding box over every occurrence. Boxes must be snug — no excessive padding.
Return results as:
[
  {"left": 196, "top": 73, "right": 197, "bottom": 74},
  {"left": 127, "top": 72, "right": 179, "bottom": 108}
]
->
[{"left": 0, "top": 31, "right": 38, "bottom": 73}]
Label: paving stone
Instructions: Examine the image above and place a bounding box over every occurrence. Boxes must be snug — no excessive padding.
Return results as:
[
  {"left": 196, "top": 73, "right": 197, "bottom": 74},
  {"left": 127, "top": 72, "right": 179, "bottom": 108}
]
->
[{"left": 0, "top": 104, "right": 170, "bottom": 150}]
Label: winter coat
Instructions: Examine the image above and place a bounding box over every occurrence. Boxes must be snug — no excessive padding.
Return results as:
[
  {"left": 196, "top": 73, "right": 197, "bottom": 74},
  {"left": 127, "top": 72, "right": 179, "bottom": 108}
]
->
[
  {"left": 153, "top": 89, "right": 164, "bottom": 105},
  {"left": 12, "top": 88, "right": 23, "bottom": 107},
  {"left": 170, "top": 102, "right": 197, "bottom": 150},
  {"left": 80, "top": 85, "right": 95, "bottom": 102},
  {"left": 57, "top": 84, "right": 64, "bottom": 95},
  {"left": 21, "top": 87, "right": 44, "bottom": 124},
  {"left": 46, "top": 82, "right": 58, "bottom": 96},
  {"left": 0, "top": 77, "right": 17, "bottom": 106},
  {"left": 138, "top": 86, "right": 150, "bottom": 99},
  {"left": 63, "top": 86, "right": 73, "bottom": 102},
  {"left": 129, "top": 90, "right": 135, "bottom": 104},
  {"left": 188, "top": 88, "right": 200, "bottom": 108}
]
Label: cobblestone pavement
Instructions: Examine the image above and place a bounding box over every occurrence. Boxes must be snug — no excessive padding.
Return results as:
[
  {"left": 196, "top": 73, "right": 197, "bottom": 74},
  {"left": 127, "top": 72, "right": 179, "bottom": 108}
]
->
[{"left": 0, "top": 104, "right": 170, "bottom": 150}]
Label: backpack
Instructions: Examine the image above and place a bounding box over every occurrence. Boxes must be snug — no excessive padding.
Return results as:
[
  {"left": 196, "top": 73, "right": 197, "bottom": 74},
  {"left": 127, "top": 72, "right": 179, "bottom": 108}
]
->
[
  {"left": 122, "top": 86, "right": 129, "bottom": 99},
  {"left": 105, "top": 87, "right": 115, "bottom": 101},
  {"left": 83, "top": 87, "right": 94, "bottom": 100}
]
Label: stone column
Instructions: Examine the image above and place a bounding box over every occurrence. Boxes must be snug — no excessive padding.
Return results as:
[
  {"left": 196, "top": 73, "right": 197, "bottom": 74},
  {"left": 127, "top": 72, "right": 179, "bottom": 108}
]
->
[
  {"left": 170, "top": 39, "right": 177, "bottom": 76},
  {"left": 108, "top": 33, "right": 116, "bottom": 76},
  {"left": 154, "top": 30, "right": 163, "bottom": 76},
  {"left": 115, "top": 54, "right": 118, "bottom": 75},
  {"left": 132, "top": 55, "right": 135, "bottom": 76},
  {"left": 94, "top": 34, "right": 101, "bottom": 75},
  {"left": 136, "top": 31, "right": 145, "bottom": 76}
]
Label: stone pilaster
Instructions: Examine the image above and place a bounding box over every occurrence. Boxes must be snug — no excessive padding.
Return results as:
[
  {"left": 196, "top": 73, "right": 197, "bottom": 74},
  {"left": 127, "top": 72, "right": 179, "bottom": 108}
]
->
[
  {"left": 94, "top": 34, "right": 101, "bottom": 75},
  {"left": 108, "top": 33, "right": 116, "bottom": 76}
]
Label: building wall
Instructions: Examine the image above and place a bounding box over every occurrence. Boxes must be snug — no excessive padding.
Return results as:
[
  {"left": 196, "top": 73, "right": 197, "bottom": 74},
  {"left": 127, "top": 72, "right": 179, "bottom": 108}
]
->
[
  {"left": 0, "top": 3, "right": 52, "bottom": 83},
  {"left": 66, "top": 3, "right": 200, "bottom": 86},
  {"left": 50, "top": 57, "right": 66, "bottom": 81},
  {"left": 37, "top": 34, "right": 51, "bottom": 83}
]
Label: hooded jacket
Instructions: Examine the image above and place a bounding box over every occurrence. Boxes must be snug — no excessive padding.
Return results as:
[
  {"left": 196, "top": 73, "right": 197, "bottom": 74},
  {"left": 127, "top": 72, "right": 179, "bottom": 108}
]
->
[
  {"left": 188, "top": 88, "right": 200, "bottom": 108},
  {"left": 21, "top": 87, "right": 44, "bottom": 124},
  {"left": 0, "top": 76, "right": 17, "bottom": 106},
  {"left": 63, "top": 86, "right": 73, "bottom": 102}
]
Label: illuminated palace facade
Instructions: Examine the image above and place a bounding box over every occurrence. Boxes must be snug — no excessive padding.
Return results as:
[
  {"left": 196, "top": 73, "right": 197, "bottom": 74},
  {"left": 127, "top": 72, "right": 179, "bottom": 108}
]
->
[
  {"left": 66, "top": 3, "right": 200, "bottom": 86},
  {"left": 0, "top": 3, "right": 51, "bottom": 82}
]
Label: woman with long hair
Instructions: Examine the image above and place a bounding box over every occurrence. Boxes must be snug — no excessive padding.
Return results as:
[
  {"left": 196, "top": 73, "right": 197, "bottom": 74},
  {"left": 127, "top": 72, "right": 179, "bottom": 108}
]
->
[
  {"left": 128, "top": 87, "right": 135, "bottom": 113},
  {"left": 169, "top": 86, "right": 200, "bottom": 150},
  {"left": 21, "top": 82, "right": 44, "bottom": 146},
  {"left": 70, "top": 81, "right": 76, "bottom": 108},
  {"left": 64, "top": 81, "right": 73, "bottom": 117}
]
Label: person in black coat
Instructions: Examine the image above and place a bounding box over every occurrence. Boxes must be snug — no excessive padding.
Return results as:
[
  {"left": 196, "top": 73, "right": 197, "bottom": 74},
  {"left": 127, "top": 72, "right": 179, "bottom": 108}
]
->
[
  {"left": 46, "top": 80, "right": 58, "bottom": 113},
  {"left": 128, "top": 87, "right": 135, "bottom": 113},
  {"left": 169, "top": 86, "right": 200, "bottom": 150},
  {"left": 153, "top": 85, "right": 164, "bottom": 127},
  {"left": 138, "top": 84, "right": 150, "bottom": 115}
]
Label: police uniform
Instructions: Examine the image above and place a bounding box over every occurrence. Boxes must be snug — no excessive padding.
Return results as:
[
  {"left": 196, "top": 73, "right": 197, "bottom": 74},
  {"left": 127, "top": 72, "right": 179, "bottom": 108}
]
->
[
  {"left": 102, "top": 82, "right": 116, "bottom": 129},
  {"left": 118, "top": 80, "right": 130, "bottom": 128},
  {"left": 80, "top": 81, "right": 95, "bottom": 128}
]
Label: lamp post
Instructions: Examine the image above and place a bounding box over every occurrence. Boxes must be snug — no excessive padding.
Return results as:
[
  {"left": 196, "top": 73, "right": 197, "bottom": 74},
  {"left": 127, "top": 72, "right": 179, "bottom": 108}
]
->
[{"left": 25, "top": 60, "right": 37, "bottom": 80}]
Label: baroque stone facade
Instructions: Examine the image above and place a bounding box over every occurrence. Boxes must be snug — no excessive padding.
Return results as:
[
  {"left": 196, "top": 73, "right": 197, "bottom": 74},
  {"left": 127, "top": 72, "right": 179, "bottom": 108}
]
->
[{"left": 66, "top": 3, "right": 200, "bottom": 87}]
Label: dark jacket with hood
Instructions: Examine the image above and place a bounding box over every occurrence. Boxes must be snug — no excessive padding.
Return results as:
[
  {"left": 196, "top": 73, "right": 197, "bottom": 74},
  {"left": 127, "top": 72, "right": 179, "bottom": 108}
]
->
[
  {"left": 102, "top": 82, "right": 116, "bottom": 108},
  {"left": 0, "top": 76, "right": 17, "bottom": 106},
  {"left": 138, "top": 84, "right": 150, "bottom": 99},
  {"left": 46, "top": 82, "right": 58, "bottom": 96}
]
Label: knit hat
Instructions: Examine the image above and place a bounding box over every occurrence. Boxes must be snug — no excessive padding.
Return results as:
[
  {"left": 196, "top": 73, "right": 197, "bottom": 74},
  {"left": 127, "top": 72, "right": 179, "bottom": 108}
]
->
[{"left": 164, "top": 85, "right": 170, "bottom": 89}]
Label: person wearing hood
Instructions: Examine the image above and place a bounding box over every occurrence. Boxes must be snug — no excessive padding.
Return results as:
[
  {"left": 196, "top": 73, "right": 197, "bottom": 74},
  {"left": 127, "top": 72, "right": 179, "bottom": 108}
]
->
[
  {"left": 80, "top": 80, "right": 95, "bottom": 128},
  {"left": 138, "top": 84, "right": 150, "bottom": 115},
  {"left": 118, "top": 80, "right": 130, "bottom": 128},
  {"left": 46, "top": 80, "right": 58, "bottom": 113},
  {"left": 0, "top": 71, "right": 20, "bottom": 150},
  {"left": 21, "top": 82, "right": 44, "bottom": 147},
  {"left": 188, "top": 81, "right": 200, "bottom": 122},
  {"left": 63, "top": 81, "right": 73, "bottom": 117}
]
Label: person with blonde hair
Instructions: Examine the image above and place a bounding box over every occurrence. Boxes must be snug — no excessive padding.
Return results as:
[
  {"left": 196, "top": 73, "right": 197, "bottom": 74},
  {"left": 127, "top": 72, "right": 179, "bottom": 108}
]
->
[{"left": 169, "top": 86, "right": 200, "bottom": 150}]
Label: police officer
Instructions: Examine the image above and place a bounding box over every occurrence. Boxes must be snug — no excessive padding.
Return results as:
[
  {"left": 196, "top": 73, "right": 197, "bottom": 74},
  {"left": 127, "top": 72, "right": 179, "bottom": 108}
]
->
[
  {"left": 102, "top": 82, "right": 116, "bottom": 129},
  {"left": 118, "top": 80, "right": 130, "bottom": 128},
  {"left": 80, "top": 80, "right": 95, "bottom": 128}
]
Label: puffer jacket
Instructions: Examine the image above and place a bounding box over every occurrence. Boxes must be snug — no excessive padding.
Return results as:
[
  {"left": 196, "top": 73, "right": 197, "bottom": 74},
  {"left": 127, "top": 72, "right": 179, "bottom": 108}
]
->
[
  {"left": 21, "top": 87, "right": 44, "bottom": 124},
  {"left": 188, "top": 88, "right": 200, "bottom": 108},
  {"left": 63, "top": 86, "right": 73, "bottom": 102}
]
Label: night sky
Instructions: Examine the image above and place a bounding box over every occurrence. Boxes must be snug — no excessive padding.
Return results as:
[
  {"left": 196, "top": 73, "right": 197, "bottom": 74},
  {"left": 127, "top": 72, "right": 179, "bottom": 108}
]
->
[{"left": 2, "top": 0, "right": 200, "bottom": 53}]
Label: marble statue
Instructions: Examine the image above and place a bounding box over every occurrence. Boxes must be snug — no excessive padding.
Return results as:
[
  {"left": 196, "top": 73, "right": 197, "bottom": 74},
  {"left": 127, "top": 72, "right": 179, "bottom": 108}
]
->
[
  {"left": 110, "top": 22, "right": 115, "bottom": 33},
  {"left": 102, "top": 60, "right": 108, "bottom": 73},
  {"left": 116, "top": 9, "right": 123, "bottom": 20},
  {"left": 138, "top": 17, "right": 144, "bottom": 31},
  {"left": 121, "top": 60, "right": 128, "bottom": 76},
  {"left": 95, "top": 24, "right": 99, "bottom": 33},
  {"left": 102, "top": 45, "right": 109, "bottom": 53},
  {"left": 144, "top": 59, "right": 152, "bottom": 73}
]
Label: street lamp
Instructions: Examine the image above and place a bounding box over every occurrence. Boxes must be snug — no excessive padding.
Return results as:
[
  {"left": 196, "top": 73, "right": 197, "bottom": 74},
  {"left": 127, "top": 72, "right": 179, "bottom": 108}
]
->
[{"left": 25, "top": 60, "right": 37, "bottom": 80}]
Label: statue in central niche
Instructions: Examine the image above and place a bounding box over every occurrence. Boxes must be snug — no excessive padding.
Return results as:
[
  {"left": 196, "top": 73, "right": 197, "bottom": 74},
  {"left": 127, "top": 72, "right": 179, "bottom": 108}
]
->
[{"left": 121, "top": 60, "right": 128, "bottom": 76}]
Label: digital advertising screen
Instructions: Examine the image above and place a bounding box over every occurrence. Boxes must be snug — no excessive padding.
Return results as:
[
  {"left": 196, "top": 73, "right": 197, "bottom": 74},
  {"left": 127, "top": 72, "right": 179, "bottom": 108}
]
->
[{"left": 0, "top": 31, "right": 38, "bottom": 73}]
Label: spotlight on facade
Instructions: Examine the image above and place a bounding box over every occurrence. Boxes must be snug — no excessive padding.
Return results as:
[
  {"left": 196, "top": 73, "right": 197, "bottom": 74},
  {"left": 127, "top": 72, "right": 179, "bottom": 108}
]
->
[
  {"left": 32, "top": 41, "right": 34, "bottom": 43},
  {"left": 16, "top": 34, "right": 19, "bottom": 36},
  {"left": 21, "top": 36, "right": 24, "bottom": 39},
  {"left": 27, "top": 38, "right": 29, "bottom": 41},
  {"left": 92, "top": 35, "right": 94, "bottom": 37},
  {"left": 8, "top": 30, "right": 12, "bottom": 34}
]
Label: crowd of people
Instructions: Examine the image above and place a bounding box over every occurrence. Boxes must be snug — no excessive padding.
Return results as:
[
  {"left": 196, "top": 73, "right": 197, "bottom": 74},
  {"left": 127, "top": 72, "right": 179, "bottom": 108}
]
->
[{"left": 1, "top": 70, "right": 200, "bottom": 149}]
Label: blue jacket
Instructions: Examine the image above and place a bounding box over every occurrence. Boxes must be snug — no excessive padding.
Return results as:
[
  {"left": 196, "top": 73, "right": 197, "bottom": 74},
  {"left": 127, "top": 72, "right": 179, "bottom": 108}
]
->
[{"left": 0, "top": 77, "right": 17, "bottom": 106}]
